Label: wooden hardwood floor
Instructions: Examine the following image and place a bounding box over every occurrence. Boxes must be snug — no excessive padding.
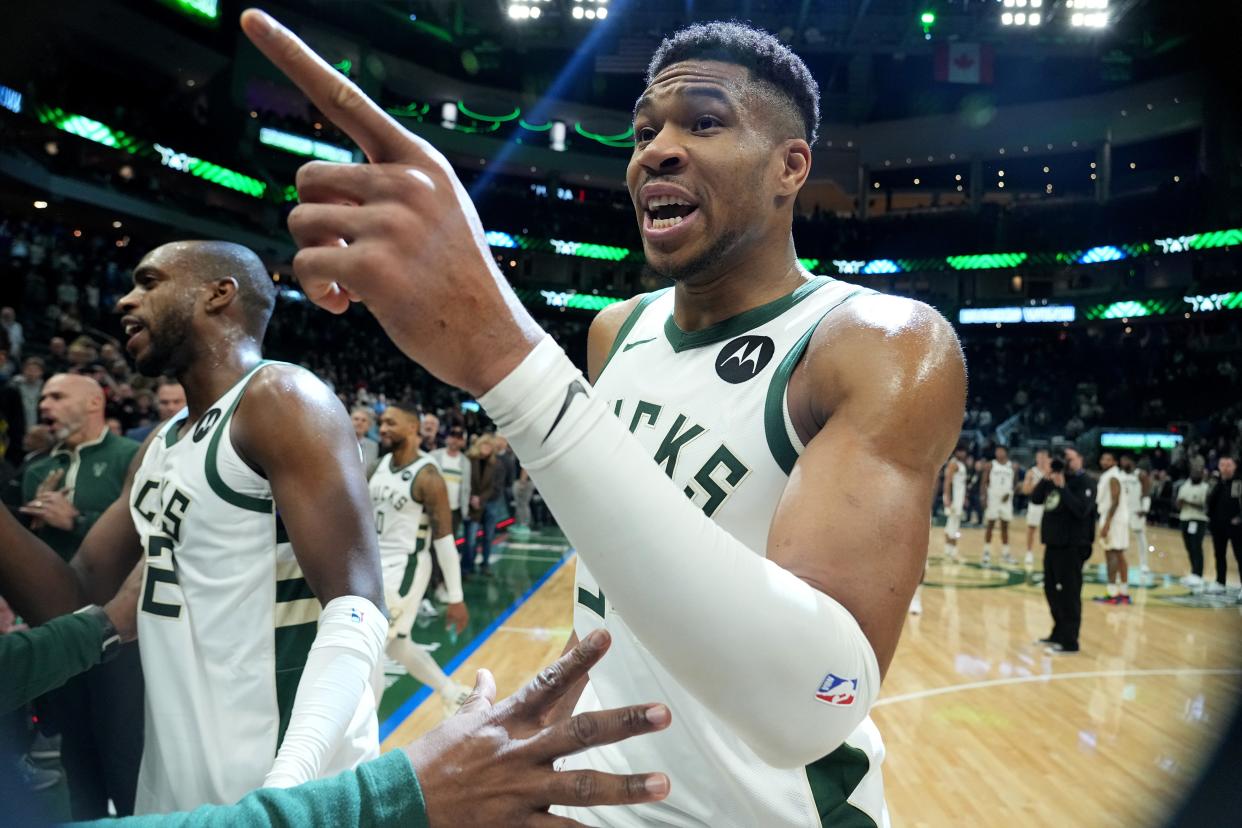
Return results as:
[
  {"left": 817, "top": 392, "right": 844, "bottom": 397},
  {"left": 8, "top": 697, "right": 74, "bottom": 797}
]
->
[{"left": 381, "top": 523, "right": 1242, "bottom": 827}]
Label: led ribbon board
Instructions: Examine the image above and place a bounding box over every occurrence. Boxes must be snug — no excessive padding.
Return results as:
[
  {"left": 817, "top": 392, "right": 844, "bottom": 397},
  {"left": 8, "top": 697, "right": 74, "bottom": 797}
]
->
[
  {"left": 513, "top": 289, "right": 624, "bottom": 311},
  {"left": 259, "top": 128, "right": 353, "bottom": 163},
  {"left": 0, "top": 84, "right": 22, "bottom": 114},
  {"left": 958, "top": 305, "right": 1076, "bottom": 324},
  {"left": 1100, "top": 432, "right": 1184, "bottom": 450},
  {"left": 36, "top": 105, "right": 265, "bottom": 198}
]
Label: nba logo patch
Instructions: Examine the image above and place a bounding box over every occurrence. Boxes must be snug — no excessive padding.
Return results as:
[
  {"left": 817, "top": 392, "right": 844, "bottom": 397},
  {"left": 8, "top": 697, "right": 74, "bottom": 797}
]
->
[
  {"left": 816, "top": 673, "right": 858, "bottom": 706},
  {"left": 350, "top": 607, "right": 364, "bottom": 623}
]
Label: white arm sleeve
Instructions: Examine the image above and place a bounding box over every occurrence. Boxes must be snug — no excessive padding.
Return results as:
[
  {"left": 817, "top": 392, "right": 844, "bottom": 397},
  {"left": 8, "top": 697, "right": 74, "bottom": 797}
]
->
[
  {"left": 433, "top": 534, "right": 464, "bottom": 604},
  {"left": 480, "top": 337, "right": 880, "bottom": 768},
  {"left": 263, "top": 595, "right": 387, "bottom": 788}
]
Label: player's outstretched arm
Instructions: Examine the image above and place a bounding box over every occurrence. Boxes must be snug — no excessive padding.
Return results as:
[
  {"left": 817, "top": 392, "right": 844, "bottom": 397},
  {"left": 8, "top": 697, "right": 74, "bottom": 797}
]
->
[
  {"left": 0, "top": 437, "right": 149, "bottom": 624},
  {"left": 413, "top": 464, "right": 468, "bottom": 633},
  {"left": 230, "top": 363, "right": 388, "bottom": 788}
]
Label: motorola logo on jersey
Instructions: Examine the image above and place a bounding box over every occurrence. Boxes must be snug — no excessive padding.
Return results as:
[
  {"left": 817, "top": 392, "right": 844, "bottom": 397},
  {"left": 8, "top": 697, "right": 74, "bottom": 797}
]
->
[
  {"left": 192, "top": 408, "right": 222, "bottom": 442},
  {"left": 715, "top": 335, "right": 775, "bottom": 384}
]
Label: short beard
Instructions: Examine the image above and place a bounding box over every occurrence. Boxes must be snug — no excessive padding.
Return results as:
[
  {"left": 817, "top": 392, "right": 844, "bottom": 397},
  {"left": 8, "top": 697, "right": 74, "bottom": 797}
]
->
[
  {"left": 135, "top": 310, "right": 193, "bottom": 378},
  {"left": 642, "top": 228, "right": 743, "bottom": 284}
]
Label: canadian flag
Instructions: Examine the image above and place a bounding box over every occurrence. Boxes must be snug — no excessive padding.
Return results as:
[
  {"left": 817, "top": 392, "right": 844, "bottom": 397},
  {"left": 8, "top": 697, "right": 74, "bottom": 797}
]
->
[{"left": 934, "top": 43, "right": 994, "bottom": 85}]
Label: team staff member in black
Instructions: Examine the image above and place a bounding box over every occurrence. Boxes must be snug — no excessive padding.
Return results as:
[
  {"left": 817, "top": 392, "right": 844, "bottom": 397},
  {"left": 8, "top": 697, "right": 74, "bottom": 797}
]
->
[
  {"left": 1205, "top": 456, "right": 1241, "bottom": 596},
  {"left": 1030, "top": 447, "right": 1096, "bottom": 654}
]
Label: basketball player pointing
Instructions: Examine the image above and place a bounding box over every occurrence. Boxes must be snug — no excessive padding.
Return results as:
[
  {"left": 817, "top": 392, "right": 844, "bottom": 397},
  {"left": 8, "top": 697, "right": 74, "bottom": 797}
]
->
[{"left": 243, "top": 12, "right": 965, "bottom": 827}]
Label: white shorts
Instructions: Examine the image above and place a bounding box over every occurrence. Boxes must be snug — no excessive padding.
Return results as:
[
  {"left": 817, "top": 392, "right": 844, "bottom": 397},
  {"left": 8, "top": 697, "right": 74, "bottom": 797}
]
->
[
  {"left": 985, "top": 497, "right": 1013, "bottom": 523},
  {"left": 1099, "top": 517, "right": 1130, "bottom": 551},
  {"left": 1026, "top": 504, "right": 1044, "bottom": 528}
]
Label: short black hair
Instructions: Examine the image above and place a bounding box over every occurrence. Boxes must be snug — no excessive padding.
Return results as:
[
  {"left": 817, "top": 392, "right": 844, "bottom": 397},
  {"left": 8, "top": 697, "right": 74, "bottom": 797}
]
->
[
  {"left": 646, "top": 21, "right": 820, "bottom": 145},
  {"left": 388, "top": 399, "right": 422, "bottom": 418}
]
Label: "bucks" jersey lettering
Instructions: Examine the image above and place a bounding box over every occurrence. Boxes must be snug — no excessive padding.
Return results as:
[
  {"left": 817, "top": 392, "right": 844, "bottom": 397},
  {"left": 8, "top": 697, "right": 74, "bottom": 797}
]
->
[{"left": 141, "top": 483, "right": 191, "bottom": 619}]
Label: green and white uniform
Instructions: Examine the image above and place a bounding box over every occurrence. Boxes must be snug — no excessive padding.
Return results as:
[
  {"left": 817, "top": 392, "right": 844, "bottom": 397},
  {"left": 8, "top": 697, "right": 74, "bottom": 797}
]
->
[
  {"left": 368, "top": 453, "right": 435, "bottom": 629},
  {"left": 129, "top": 362, "right": 378, "bottom": 813},
  {"left": 560, "top": 277, "right": 889, "bottom": 827}
]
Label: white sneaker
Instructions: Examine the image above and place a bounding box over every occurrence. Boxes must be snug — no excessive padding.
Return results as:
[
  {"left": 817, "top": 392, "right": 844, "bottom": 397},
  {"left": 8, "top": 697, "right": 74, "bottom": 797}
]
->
[
  {"left": 419, "top": 599, "right": 439, "bottom": 618},
  {"left": 1024, "top": 551, "right": 1035, "bottom": 568},
  {"left": 1180, "top": 574, "right": 1202, "bottom": 588},
  {"left": 981, "top": 550, "right": 992, "bottom": 567},
  {"left": 1205, "top": 581, "right": 1225, "bottom": 595},
  {"left": 1002, "top": 552, "right": 1017, "bottom": 566},
  {"left": 440, "top": 683, "right": 474, "bottom": 715},
  {"left": 944, "top": 546, "right": 958, "bottom": 560},
  {"left": 909, "top": 592, "right": 922, "bottom": 615}
]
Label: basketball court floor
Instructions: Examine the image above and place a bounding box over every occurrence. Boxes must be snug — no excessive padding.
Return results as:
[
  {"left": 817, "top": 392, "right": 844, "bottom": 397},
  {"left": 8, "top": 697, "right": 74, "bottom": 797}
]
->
[{"left": 379, "top": 522, "right": 1242, "bottom": 828}]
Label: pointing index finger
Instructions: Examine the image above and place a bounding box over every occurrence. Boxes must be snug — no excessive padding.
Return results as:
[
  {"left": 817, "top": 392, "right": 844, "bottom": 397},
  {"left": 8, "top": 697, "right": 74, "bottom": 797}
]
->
[{"left": 240, "top": 8, "right": 414, "bottom": 164}]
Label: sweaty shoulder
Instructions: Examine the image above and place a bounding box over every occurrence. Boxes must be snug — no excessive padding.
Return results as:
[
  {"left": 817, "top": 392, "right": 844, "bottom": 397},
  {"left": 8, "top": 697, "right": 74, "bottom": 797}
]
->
[
  {"left": 586, "top": 294, "right": 647, "bottom": 383},
  {"left": 791, "top": 292, "right": 966, "bottom": 469},
  {"left": 231, "top": 363, "right": 347, "bottom": 469}
]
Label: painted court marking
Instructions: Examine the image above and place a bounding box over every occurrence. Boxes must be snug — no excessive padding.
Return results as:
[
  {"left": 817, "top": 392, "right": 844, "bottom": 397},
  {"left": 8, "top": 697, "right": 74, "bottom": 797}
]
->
[{"left": 874, "top": 667, "right": 1242, "bottom": 707}]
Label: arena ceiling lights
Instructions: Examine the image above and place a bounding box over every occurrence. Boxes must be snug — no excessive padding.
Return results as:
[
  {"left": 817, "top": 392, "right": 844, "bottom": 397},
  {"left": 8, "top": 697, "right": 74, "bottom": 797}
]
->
[
  {"left": 571, "top": 0, "right": 609, "bottom": 22},
  {"left": 1067, "top": 0, "right": 1109, "bottom": 28},
  {"left": 1000, "top": 0, "right": 1042, "bottom": 28},
  {"left": 507, "top": 0, "right": 550, "bottom": 21}
]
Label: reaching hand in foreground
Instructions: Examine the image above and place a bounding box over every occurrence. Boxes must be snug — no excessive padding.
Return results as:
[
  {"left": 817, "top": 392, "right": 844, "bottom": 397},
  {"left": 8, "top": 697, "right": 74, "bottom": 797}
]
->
[
  {"left": 402, "top": 629, "right": 671, "bottom": 825},
  {"left": 240, "top": 8, "right": 544, "bottom": 398}
]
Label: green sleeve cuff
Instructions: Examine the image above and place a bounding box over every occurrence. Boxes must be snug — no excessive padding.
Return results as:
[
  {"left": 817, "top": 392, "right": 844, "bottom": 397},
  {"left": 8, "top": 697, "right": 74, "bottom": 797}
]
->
[
  {"left": 356, "top": 749, "right": 429, "bottom": 828},
  {"left": 0, "top": 611, "right": 103, "bottom": 713}
]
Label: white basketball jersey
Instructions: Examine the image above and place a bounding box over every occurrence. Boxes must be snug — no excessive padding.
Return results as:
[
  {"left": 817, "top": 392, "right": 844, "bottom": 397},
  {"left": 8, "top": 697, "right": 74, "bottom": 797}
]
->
[
  {"left": 949, "top": 460, "right": 967, "bottom": 505},
  {"left": 369, "top": 452, "right": 435, "bottom": 599},
  {"left": 988, "top": 460, "right": 1015, "bottom": 499},
  {"left": 1097, "top": 466, "right": 1130, "bottom": 527},
  {"left": 559, "top": 277, "right": 889, "bottom": 828},
  {"left": 434, "top": 450, "right": 466, "bottom": 509},
  {"left": 1121, "top": 469, "right": 1143, "bottom": 515},
  {"left": 130, "top": 362, "right": 378, "bottom": 813}
]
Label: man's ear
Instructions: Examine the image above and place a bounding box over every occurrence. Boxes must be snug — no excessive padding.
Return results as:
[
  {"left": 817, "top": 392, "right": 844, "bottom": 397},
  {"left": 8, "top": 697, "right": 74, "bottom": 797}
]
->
[
  {"left": 777, "top": 139, "right": 812, "bottom": 198},
  {"left": 204, "top": 277, "right": 239, "bottom": 315}
]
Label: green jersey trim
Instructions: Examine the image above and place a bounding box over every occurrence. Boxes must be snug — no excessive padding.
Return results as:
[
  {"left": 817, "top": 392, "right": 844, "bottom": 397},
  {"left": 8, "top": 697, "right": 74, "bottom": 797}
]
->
[
  {"left": 763, "top": 288, "right": 870, "bottom": 475},
  {"left": 805, "top": 743, "right": 878, "bottom": 827},
  {"left": 597, "top": 289, "right": 670, "bottom": 379},
  {"left": 204, "top": 361, "right": 277, "bottom": 514},
  {"left": 664, "top": 276, "right": 834, "bottom": 353},
  {"left": 164, "top": 415, "right": 188, "bottom": 449}
]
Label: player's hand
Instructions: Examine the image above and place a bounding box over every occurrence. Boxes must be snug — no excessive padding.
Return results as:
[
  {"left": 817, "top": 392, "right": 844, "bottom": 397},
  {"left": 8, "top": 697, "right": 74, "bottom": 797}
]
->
[
  {"left": 20, "top": 490, "right": 80, "bottom": 532},
  {"left": 444, "top": 601, "right": 469, "bottom": 635},
  {"left": 1050, "top": 472, "right": 1066, "bottom": 488},
  {"left": 402, "top": 629, "right": 671, "bottom": 826},
  {"left": 36, "top": 468, "right": 65, "bottom": 496},
  {"left": 240, "top": 9, "right": 544, "bottom": 397},
  {"left": 1100, "top": 522, "right": 1110, "bottom": 539},
  {"left": 1002, "top": 494, "right": 1010, "bottom": 504},
  {"left": 103, "top": 561, "right": 145, "bottom": 643}
]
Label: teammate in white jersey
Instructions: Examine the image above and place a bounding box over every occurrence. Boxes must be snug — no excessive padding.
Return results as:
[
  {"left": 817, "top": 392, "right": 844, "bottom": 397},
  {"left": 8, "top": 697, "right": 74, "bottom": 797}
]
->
[
  {"left": 1020, "top": 448, "right": 1051, "bottom": 568},
  {"left": 0, "top": 241, "right": 390, "bottom": 813},
  {"left": 1095, "top": 452, "right": 1133, "bottom": 605},
  {"left": 1118, "top": 453, "right": 1152, "bottom": 582},
  {"left": 369, "top": 400, "right": 472, "bottom": 712},
  {"left": 247, "top": 17, "right": 966, "bottom": 827},
  {"left": 981, "top": 445, "right": 1017, "bottom": 566},
  {"left": 942, "top": 447, "right": 969, "bottom": 560}
]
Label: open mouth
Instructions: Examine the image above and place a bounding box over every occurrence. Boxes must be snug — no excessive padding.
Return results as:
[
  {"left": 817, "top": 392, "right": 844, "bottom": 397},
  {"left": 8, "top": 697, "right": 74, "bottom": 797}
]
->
[
  {"left": 645, "top": 196, "right": 699, "bottom": 230},
  {"left": 122, "top": 316, "right": 147, "bottom": 350}
]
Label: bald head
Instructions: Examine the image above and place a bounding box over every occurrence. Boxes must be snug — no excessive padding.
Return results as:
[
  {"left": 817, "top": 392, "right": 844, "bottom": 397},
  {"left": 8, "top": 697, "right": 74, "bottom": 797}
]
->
[
  {"left": 39, "top": 373, "right": 106, "bottom": 447},
  {"left": 120, "top": 241, "right": 278, "bottom": 376}
]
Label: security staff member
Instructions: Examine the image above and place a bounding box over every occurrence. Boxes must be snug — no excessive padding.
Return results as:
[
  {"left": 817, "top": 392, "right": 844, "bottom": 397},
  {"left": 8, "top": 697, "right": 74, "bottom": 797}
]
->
[{"left": 1030, "top": 447, "right": 1096, "bottom": 654}]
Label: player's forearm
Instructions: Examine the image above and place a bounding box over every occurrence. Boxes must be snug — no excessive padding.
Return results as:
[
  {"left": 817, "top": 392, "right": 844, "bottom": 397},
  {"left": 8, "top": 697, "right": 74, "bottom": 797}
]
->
[
  {"left": 1, "top": 610, "right": 104, "bottom": 713},
  {"left": 0, "top": 508, "right": 89, "bottom": 624},
  {"left": 482, "top": 338, "right": 880, "bottom": 768},
  {"left": 89, "top": 749, "right": 426, "bottom": 828}
]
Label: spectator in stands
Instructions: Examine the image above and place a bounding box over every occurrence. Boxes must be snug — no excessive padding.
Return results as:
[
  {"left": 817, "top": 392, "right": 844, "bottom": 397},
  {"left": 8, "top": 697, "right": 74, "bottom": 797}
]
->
[
  {"left": 125, "top": 380, "right": 185, "bottom": 442},
  {"left": 494, "top": 434, "right": 518, "bottom": 516},
  {"left": 45, "top": 337, "right": 69, "bottom": 375},
  {"left": 1206, "top": 456, "right": 1241, "bottom": 597},
  {"left": 10, "top": 357, "right": 43, "bottom": 433},
  {"left": 0, "top": 308, "right": 22, "bottom": 361},
  {"left": 1177, "top": 467, "right": 1210, "bottom": 587},
  {"left": 66, "top": 337, "right": 97, "bottom": 371},
  {"left": 351, "top": 406, "right": 379, "bottom": 478},
  {"left": 463, "top": 434, "right": 501, "bottom": 577},
  {"left": 431, "top": 426, "right": 471, "bottom": 539},
  {"left": 420, "top": 412, "right": 441, "bottom": 453}
]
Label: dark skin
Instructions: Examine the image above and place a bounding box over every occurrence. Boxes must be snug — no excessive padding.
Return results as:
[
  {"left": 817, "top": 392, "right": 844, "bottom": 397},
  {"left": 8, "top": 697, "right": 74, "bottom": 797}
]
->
[
  {"left": 238, "top": 9, "right": 964, "bottom": 763},
  {"left": 0, "top": 240, "right": 384, "bottom": 625},
  {"left": 379, "top": 406, "right": 469, "bottom": 633}
]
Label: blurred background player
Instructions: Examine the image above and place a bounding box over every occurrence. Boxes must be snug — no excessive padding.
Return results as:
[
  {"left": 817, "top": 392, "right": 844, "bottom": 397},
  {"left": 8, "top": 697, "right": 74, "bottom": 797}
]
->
[
  {"left": 943, "top": 446, "right": 968, "bottom": 560},
  {"left": 1095, "top": 451, "right": 1133, "bottom": 605},
  {"left": 1119, "top": 453, "right": 1152, "bottom": 585},
  {"left": 1177, "top": 466, "right": 1210, "bottom": 589},
  {"left": 982, "top": 445, "right": 1016, "bottom": 566},
  {"left": 370, "top": 400, "right": 471, "bottom": 713},
  {"left": 430, "top": 426, "right": 471, "bottom": 540},
  {"left": 1021, "top": 448, "right": 1051, "bottom": 569}
]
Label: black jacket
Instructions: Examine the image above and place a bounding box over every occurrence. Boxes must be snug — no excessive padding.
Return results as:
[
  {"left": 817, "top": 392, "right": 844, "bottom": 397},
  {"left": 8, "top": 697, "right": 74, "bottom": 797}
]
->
[
  {"left": 1032, "top": 469, "right": 1096, "bottom": 547},
  {"left": 1206, "top": 475, "right": 1242, "bottom": 526}
]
